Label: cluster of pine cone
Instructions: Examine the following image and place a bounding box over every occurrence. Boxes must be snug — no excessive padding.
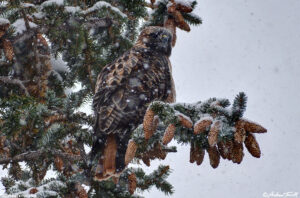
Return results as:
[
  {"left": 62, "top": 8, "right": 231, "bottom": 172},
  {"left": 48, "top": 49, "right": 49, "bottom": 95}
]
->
[
  {"left": 192, "top": 118, "right": 267, "bottom": 168},
  {"left": 124, "top": 109, "right": 193, "bottom": 167},
  {"left": 124, "top": 108, "right": 267, "bottom": 170}
]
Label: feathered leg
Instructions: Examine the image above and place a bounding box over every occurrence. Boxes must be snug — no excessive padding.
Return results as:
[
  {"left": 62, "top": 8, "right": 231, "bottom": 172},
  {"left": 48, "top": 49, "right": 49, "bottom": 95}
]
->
[
  {"left": 103, "top": 134, "right": 117, "bottom": 176},
  {"left": 92, "top": 134, "right": 118, "bottom": 181}
]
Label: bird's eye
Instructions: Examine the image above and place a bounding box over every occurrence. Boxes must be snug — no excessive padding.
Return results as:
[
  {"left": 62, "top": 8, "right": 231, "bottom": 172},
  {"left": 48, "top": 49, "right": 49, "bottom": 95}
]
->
[{"left": 162, "top": 34, "right": 168, "bottom": 38}]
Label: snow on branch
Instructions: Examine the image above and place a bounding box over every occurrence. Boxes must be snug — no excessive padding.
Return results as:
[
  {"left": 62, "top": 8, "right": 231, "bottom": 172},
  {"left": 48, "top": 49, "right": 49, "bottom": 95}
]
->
[
  {"left": 0, "top": 18, "right": 10, "bottom": 25},
  {"left": 82, "top": 1, "right": 127, "bottom": 18},
  {"left": 12, "top": 18, "right": 37, "bottom": 34},
  {"left": 41, "top": 0, "right": 64, "bottom": 8},
  {"left": 64, "top": 6, "right": 81, "bottom": 14},
  {"left": 20, "top": 3, "right": 35, "bottom": 8}
]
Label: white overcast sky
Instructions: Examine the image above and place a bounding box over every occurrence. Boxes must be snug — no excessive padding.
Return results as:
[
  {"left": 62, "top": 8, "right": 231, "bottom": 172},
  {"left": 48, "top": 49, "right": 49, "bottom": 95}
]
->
[
  {"left": 143, "top": 0, "right": 300, "bottom": 197},
  {"left": 1, "top": 0, "right": 300, "bottom": 197}
]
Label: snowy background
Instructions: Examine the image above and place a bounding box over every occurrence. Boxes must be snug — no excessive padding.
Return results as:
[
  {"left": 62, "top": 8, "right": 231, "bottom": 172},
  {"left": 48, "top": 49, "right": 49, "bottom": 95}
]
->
[
  {"left": 142, "top": 0, "right": 300, "bottom": 197},
  {"left": 1, "top": 0, "right": 300, "bottom": 197}
]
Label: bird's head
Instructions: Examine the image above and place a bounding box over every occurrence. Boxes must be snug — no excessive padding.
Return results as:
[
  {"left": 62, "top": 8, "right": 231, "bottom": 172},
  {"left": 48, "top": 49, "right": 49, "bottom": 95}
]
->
[{"left": 136, "top": 26, "right": 173, "bottom": 57}]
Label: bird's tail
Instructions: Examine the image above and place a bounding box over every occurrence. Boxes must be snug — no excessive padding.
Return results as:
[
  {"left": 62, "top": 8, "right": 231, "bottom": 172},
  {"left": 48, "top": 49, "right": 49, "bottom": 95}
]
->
[{"left": 92, "top": 134, "right": 128, "bottom": 181}]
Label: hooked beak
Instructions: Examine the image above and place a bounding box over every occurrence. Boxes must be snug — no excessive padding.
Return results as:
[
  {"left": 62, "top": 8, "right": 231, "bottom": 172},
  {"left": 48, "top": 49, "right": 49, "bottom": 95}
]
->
[{"left": 161, "top": 36, "right": 172, "bottom": 56}]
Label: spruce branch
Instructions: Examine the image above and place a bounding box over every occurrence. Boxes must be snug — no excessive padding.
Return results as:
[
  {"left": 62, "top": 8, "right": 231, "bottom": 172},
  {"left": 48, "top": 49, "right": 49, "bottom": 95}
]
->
[
  {"left": 134, "top": 165, "right": 173, "bottom": 195},
  {"left": 129, "top": 93, "right": 267, "bottom": 169},
  {"left": 0, "top": 76, "right": 29, "bottom": 96},
  {"left": 231, "top": 92, "right": 247, "bottom": 122}
]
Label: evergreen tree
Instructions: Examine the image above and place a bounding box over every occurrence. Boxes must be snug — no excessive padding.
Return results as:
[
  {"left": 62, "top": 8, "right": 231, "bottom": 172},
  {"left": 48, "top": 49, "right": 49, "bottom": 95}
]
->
[{"left": 0, "top": 0, "right": 267, "bottom": 197}]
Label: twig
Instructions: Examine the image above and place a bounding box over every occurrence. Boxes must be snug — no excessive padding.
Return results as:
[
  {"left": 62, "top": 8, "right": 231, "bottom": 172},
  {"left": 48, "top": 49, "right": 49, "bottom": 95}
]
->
[
  {"left": 0, "top": 150, "right": 43, "bottom": 164},
  {"left": 0, "top": 61, "right": 12, "bottom": 67},
  {"left": 20, "top": 9, "right": 30, "bottom": 30},
  {"left": 84, "top": 17, "right": 113, "bottom": 29},
  {"left": 52, "top": 150, "right": 82, "bottom": 161},
  {"left": 83, "top": 31, "right": 95, "bottom": 93},
  {"left": 162, "top": 147, "right": 177, "bottom": 153},
  {"left": 0, "top": 76, "right": 29, "bottom": 96},
  {"left": 0, "top": 149, "right": 82, "bottom": 164}
]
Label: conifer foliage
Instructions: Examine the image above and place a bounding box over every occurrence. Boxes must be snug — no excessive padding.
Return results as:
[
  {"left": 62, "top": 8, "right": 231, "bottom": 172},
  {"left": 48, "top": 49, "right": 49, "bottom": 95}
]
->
[{"left": 0, "top": 0, "right": 266, "bottom": 197}]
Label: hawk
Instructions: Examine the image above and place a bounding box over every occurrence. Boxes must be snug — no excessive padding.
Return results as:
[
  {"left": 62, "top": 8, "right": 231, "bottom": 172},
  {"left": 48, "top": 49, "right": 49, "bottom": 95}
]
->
[{"left": 92, "top": 26, "right": 176, "bottom": 180}]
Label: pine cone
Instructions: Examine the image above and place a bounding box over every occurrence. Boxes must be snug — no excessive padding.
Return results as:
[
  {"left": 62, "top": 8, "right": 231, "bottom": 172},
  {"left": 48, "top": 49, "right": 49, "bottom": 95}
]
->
[
  {"left": 3, "top": 39, "right": 14, "bottom": 61},
  {"left": 0, "top": 21, "right": 9, "bottom": 32},
  {"left": 142, "top": 156, "right": 150, "bottom": 166},
  {"left": 176, "top": 4, "right": 193, "bottom": 13},
  {"left": 217, "top": 141, "right": 226, "bottom": 159},
  {"left": 75, "top": 183, "right": 88, "bottom": 198},
  {"left": 242, "top": 119, "right": 267, "bottom": 133},
  {"left": 157, "top": 147, "right": 167, "bottom": 160},
  {"left": 231, "top": 141, "right": 244, "bottom": 164},
  {"left": 167, "top": 3, "right": 177, "bottom": 14},
  {"left": 206, "top": 146, "right": 220, "bottom": 168},
  {"left": 0, "top": 31, "right": 5, "bottom": 39},
  {"left": 143, "top": 109, "right": 155, "bottom": 140},
  {"left": 125, "top": 140, "right": 138, "bottom": 165},
  {"left": 140, "top": 143, "right": 166, "bottom": 165},
  {"left": 148, "top": 151, "right": 157, "bottom": 160},
  {"left": 234, "top": 120, "right": 246, "bottom": 143},
  {"left": 189, "top": 144, "right": 196, "bottom": 163},
  {"left": 178, "top": 115, "right": 193, "bottom": 128},
  {"left": 173, "top": 11, "right": 191, "bottom": 32},
  {"left": 195, "top": 147, "right": 205, "bottom": 166},
  {"left": 194, "top": 119, "right": 212, "bottom": 134},
  {"left": 153, "top": 143, "right": 166, "bottom": 159},
  {"left": 162, "top": 124, "right": 176, "bottom": 145},
  {"left": 54, "top": 156, "right": 64, "bottom": 172},
  {"left": 0, "top": 20, "right": 9, "bottom": 39},
  {"left": 244, "top": 133, "right": 261, "bottom": 158},
  {"left": 29, "top": 188, "right": 38, "bottom": 194},
  {"left": 128, "top": 172, "right": 137, "bottom": 195},
  {"left": 160, "top": 151, "right": 167, "bottom": 160},
  {"left": 224, "top": 140, "right": 234, "bottom": 160},
  {"left": 208, "top": 121, "right": 220, "bottom": 147}
]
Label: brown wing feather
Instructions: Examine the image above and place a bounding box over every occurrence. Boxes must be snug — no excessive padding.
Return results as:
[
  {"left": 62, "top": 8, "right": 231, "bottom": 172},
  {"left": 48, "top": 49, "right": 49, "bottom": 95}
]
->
[{"left": 93, "top": 47, "right": 172, "bottom": 137}]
